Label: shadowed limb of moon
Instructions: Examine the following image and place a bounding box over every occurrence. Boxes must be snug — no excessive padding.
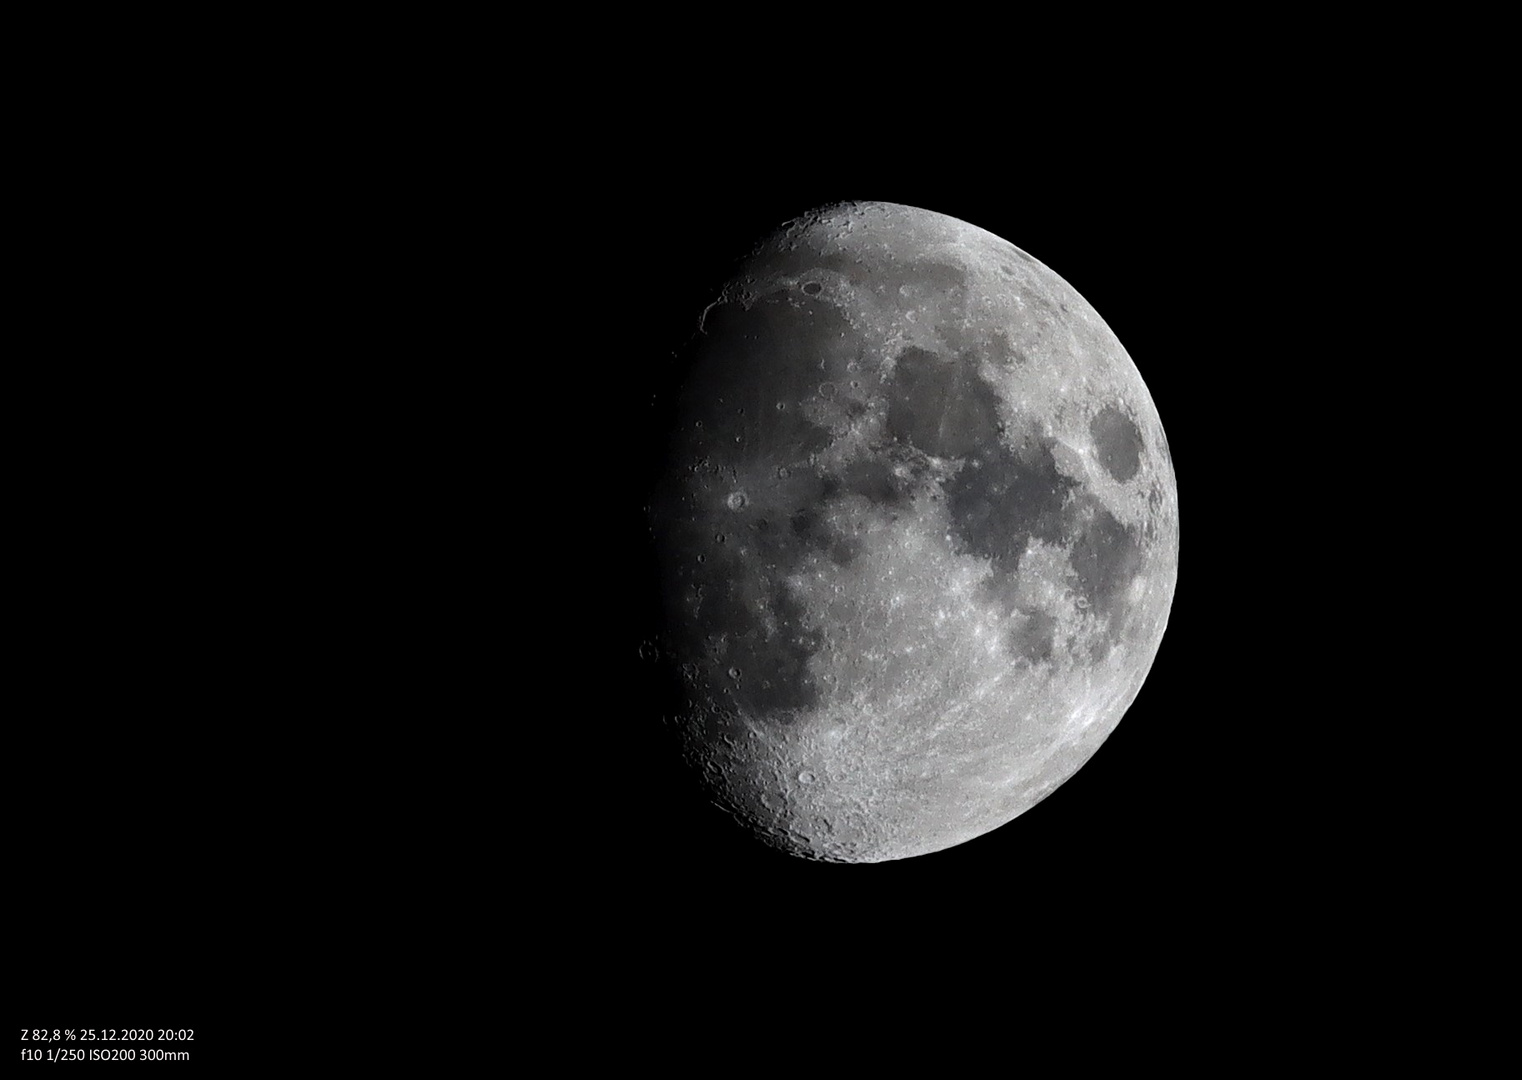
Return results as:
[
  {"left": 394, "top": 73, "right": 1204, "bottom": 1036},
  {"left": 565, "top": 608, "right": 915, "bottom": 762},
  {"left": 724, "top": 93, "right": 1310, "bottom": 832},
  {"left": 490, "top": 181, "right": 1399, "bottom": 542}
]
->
[{"left": 647, "top": 201, "right": 1179, "bottom": 863}]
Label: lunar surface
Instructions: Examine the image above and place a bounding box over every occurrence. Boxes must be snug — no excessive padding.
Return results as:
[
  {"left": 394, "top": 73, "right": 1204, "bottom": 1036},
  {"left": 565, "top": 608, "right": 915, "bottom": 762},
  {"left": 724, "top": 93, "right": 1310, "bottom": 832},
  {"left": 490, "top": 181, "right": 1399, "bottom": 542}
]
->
[{"left": 647, "top": 201, "right": 1178, "bottom": 862}]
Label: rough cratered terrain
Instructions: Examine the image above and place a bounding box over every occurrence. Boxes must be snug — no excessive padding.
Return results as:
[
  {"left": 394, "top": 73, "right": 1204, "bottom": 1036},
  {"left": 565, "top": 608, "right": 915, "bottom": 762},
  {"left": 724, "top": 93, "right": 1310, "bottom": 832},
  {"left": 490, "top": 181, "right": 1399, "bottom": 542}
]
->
[{"left": 649, "top": 201, "right": 1178, "bottom": 862}]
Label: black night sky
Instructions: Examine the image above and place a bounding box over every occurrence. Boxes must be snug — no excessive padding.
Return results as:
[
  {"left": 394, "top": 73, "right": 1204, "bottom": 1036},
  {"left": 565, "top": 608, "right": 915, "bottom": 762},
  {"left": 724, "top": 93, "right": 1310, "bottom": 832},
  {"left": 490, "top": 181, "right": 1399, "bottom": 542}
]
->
[
  {"left": 592, "top": 131, "right": 1247, "bottom": 908},
  {"left": 17, "top": 59, "right": 1361, "bottom": 1044}
]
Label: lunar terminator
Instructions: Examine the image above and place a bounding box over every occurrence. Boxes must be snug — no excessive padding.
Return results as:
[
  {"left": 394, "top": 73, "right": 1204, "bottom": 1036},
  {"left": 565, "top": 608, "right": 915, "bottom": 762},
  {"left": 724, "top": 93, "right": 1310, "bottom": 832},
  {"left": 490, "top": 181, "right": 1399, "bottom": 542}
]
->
[{"left": 648, "top": 201, "right": 1178, "bottom": 862}]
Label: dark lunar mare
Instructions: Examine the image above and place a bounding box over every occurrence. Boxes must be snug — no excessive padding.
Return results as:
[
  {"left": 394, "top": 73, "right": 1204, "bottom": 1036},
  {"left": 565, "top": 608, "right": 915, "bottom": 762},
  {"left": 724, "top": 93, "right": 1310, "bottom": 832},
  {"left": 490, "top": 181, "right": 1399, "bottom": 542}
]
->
[
  {"left": 1009, "top": 610, "right": 1059, "bottom": 665},
  {"left": 944, "top": 430, "right": 1075, "bottom": 572},
  {"left": 883, "top": 346, "right": 1078, "bottom": 579},
  {"left": 877, "top": 342, "right": 1147, "bottom": 666},
  {"left": 1089, "top": 405, "right": 1144, "bottom": 483},
  {"left": 886, "top": 347, "right": 1001, "bottom": 459},
  {"left": 675, "top": 295, "right": 837, "bottom": 466},
  {"left": 653, "top": 291, "right": 880, "bottom": 726},
  {"left": 1064, "top": 500, "right": 1144, "bottom": 660}
]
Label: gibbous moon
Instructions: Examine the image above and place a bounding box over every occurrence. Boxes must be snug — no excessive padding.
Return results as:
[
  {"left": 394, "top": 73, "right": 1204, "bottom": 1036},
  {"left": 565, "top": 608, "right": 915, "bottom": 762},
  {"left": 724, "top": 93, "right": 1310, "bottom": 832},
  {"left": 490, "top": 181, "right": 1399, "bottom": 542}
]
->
[{"left": 648, "top": 201, "right": 1178, "bottom": 862}]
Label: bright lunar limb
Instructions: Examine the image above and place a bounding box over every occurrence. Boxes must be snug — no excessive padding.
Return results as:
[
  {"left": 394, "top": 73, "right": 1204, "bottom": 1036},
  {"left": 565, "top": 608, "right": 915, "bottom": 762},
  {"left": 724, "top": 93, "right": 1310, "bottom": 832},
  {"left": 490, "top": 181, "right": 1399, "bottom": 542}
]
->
[{"left": 648, "top": 201, "right": 1179, "bottom": 863}]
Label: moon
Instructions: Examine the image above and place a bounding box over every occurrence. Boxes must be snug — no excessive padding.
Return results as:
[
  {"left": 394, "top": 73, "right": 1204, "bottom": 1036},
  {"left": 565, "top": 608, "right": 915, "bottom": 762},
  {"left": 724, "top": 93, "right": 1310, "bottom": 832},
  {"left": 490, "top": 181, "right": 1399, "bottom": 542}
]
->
[{"left": 646, "top": 201, "right": 1178, "bottom": 862}]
